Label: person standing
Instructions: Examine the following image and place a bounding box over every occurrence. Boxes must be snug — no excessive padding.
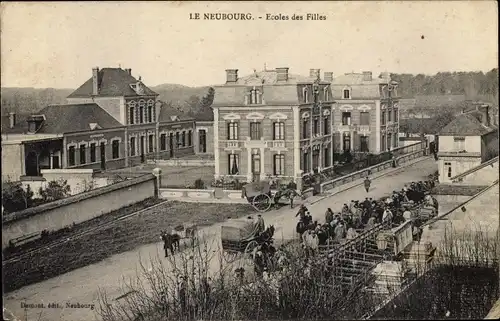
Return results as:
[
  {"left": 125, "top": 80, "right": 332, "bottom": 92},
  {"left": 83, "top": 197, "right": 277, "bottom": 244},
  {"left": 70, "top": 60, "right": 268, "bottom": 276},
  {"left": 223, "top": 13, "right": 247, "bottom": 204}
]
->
[
  {"left": 287, "top": 179, "right": 299, "bottom": 208},
  {"left": 364, "top": 176, "right": 371, "bottom": 193}
]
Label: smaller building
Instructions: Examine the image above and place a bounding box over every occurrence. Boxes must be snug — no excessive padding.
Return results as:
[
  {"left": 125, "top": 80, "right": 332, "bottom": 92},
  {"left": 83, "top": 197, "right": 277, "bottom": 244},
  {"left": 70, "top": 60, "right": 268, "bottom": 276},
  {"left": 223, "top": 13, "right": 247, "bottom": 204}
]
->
[
  {"left": 437, "top": 104, "right": 498, "bottom": 183},
  {"left": 193, "top": 112, "right": 214, "bottom": 155}
]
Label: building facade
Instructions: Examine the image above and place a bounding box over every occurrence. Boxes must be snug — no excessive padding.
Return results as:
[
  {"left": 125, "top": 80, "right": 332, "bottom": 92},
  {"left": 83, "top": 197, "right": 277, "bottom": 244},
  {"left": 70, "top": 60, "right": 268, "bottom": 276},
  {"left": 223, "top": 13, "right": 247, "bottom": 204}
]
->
[
  {"left": 2, "top": 67, "right": 195, "bottom": 181},
  {"left": 437, "top": 104, "right": 498, "bottom": 183},
  {"left": 330, "top": 71, "right": 400, "bottom": 153},
  {"left": 212, "top": 67, "right": 335, "bottom": 186},
  {"left": 67, "top": 67, "right": 195, "bottom": 166}
]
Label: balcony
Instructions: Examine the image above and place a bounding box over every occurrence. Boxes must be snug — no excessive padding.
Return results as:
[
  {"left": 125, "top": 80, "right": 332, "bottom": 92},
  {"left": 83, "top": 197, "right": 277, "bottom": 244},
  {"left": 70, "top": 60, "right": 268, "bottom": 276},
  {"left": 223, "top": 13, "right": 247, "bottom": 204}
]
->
[
  {"left": 224, "top": 141, "right": 241, "bottom": 150},
  {"left": 358, "top": 125, "right": 370, "bottom": 133},
  {"left": 338, "top": 124, "right": 358, "bottom": 132},
  {"left": 244, "top": 137, "right": 267, "bottom": 149},
  {"left": 271, "top": 140, "right": 286, "bottom": 150}
]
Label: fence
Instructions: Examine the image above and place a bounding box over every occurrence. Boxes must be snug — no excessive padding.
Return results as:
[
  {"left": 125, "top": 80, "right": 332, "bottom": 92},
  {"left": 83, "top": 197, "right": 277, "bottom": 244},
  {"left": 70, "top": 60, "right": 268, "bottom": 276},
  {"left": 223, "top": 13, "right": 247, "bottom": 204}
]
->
[
  {"left": 316, "top": 141, "right": 427, "bottom": 195},
  {"left": 303, "top": 141, "right": 426, "bottom": 192}
]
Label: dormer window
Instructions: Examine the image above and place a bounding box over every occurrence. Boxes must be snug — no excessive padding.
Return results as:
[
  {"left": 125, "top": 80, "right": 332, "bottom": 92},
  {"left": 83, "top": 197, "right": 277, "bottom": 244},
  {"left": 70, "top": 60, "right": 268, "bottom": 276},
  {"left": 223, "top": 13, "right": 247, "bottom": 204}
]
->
[
  {"left": 343, "top": 88, "right": 351, "bottom": 99},
  {"left": 27, "top": 115, "right": 45, "bottom": 133},
  {"left": 250, "top": 87, "right": 261, "bottom": 104},
  {"left": 313, "top": 85, "right": 319, "bottom": 103},
  {"left": 303, "top": 87, "right": 309, "bottom": 104}
]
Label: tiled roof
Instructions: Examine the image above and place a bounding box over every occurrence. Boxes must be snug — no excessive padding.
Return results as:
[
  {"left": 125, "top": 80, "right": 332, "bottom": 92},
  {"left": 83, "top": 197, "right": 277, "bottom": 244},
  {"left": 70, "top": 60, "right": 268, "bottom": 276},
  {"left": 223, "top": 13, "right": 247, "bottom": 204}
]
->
[
  {"left": 2, "top": 103, "right": 123, "bottom": 135},
  {"left": 439, "top": 113, "right": 494, "bottom": 136},
  {"left": 1, "top": 114, "right": 30, "bottom": 134},
  {"left": 226, "top": 70, "right": 326, "bottom": 86},
  {"left": 157, "top": 101, "right": 193, "bottom": 122},
  {"left": 67, "top": 68, "right": 158, "bottom": 98},
  {"left": 415, "top": 95, "right": 466, "bottom": 108},
  {"left": 330, "top": 73, "right": 392, "bottom": 85}
]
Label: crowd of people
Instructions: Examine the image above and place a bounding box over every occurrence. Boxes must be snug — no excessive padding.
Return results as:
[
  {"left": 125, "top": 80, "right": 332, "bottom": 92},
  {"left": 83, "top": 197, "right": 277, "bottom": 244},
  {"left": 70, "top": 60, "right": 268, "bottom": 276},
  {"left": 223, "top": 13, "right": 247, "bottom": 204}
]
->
[{"left": 295, "top": 178, "right": 438, "bottom": 246}]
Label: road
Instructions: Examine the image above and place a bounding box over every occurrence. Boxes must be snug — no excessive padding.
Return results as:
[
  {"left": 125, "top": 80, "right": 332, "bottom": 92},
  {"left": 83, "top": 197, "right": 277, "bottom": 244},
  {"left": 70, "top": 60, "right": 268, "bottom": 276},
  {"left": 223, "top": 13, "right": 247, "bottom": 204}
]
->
[{"left": 3, "top": 157, "right": 436, "bottom": 321}]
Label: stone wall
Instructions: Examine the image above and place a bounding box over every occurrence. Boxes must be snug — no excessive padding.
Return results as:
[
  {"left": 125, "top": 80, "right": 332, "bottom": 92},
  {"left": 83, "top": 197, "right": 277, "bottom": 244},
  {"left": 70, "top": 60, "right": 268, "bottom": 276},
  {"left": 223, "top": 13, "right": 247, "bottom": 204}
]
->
[{"left": 2, "top": 174, "right": 157, "bottom": 249}]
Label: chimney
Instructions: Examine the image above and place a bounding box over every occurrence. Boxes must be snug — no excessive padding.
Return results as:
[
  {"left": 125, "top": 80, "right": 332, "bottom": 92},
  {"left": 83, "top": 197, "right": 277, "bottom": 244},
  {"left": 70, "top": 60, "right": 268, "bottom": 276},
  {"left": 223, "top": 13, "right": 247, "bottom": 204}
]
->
[
  {"left": 276, "top": 67, "right": 289, "bottom": 81},
  {"left": 92, "top": 67, "right": 99, "bottom": 96},
  {"left": 324, "top": 72, "right": 334, "bottom": 82},
  {"left": 309, "top": 69, "right": 321, "bottom": 80},
  {"left": 362, "top": 71, "right": 372, "bottom": 81},
  {"left": 126, "top": 68, "right": 132, "bottom": 75},
  {"left": 225, "top": 69, "right": 238, "bottom": 83},
  {"left": 8, "top": 112, "right": 16, "bottom": 128}
]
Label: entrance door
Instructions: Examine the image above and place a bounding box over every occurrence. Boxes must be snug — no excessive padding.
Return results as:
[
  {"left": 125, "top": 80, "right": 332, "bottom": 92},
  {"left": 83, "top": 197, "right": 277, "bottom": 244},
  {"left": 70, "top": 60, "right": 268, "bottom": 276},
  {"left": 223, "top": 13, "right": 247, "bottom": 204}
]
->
[
  {"left": 169, "top": 133, "right": 174, "bottom": 158},
  {"left": 25, "top": 151, "right": 39, "bottom": 176},
  {"left": 140, "top": 136, "right": 145, "bottom": 163},
  {"left": 52, "top": 155, "right": 60, "bottom": 169},
  {"left": 199, "top": 130, "right": 207, "bottom": 153},
  {"left": 343, "top": 133, "right": 351, "bottom": 152},
  {"left": 251, "top": 154, "right": 261, "bottom": 182},
  {"left": 100, "top": 142, "right": 106, "bottom": 170},
  {"left": 312, "top": 150, "right": 319, "bottom": 172}
]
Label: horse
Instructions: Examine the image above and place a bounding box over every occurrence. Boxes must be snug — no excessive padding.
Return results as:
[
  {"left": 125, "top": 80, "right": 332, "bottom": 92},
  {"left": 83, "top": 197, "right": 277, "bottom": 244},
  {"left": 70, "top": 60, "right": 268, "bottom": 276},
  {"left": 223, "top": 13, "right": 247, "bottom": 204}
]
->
[
  {"left": 257, "top": 225, "right": 275, "bottom": 243},
  {"left": 274, "top": 188, "right": 301, "bottom": 208},
  {"left": 160, "top": 230, "right": 180, "bottom": 257},
  {"left": 296, "top": 218, "right": 316, "bottom": 237}
]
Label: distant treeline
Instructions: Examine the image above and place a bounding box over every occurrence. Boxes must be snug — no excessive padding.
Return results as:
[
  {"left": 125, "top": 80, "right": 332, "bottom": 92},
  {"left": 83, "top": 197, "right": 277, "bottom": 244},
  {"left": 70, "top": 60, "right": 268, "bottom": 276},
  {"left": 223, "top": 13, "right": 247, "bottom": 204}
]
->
[
  {"left": 1, "top": 84, "right": 215, "bottom": 121},
  {"left": 391, "top": 69, "right": 499, "bottom": 103}
]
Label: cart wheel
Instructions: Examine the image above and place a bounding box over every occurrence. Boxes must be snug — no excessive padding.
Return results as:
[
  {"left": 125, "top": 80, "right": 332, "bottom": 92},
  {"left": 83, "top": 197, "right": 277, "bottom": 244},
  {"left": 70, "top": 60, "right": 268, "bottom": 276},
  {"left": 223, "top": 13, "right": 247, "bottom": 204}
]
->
[
  {"left": 252, "top": 194, "right": 272, "bottom": 212},
  {"left": 244, "top": 240, "right": 259, "bottom": 255}
]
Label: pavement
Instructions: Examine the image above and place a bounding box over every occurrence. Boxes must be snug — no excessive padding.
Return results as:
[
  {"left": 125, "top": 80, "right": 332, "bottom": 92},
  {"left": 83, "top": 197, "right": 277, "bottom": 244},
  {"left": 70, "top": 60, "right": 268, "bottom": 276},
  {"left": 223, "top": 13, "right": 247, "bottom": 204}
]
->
[{"left": 3, "top": 156, "right": 437, "bottom": 321}]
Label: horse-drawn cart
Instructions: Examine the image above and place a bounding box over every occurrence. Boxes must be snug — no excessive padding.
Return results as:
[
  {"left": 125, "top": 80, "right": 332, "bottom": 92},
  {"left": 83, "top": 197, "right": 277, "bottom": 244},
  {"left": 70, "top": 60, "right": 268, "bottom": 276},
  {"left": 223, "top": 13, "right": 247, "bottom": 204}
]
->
[
  {"left": 221, "top": 218, "right": 273, "bottom": 263},
  {"left": 242, "top": 181, "right": 274, "bottom": 212}
]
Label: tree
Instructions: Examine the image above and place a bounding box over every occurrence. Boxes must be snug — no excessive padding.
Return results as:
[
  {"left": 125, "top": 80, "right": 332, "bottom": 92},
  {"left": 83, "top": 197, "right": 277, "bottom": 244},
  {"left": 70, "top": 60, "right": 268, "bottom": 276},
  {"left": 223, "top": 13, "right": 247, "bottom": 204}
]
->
[
  {"left": 39, "top": 179, "right": 71, "bottom": 202},
  {"left": 2, "top": 181, "right": 34, "bottom": 213}
]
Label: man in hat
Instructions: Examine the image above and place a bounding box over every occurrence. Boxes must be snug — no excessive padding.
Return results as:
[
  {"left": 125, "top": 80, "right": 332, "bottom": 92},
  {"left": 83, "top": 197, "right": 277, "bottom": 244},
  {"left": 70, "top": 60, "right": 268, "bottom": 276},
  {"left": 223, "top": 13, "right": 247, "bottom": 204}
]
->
[
  {"left": 364, "top": 176, "right": 371, "bottom": 193},
  {"left": 256, "top": 214, "right": 265, "bottom": 234}
]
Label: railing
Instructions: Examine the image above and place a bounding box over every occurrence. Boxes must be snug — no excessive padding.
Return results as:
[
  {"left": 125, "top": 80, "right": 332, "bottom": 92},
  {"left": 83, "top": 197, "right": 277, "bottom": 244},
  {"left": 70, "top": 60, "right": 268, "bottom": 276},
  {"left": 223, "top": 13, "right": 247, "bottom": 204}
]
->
[
  {"left": 271, "top": 140, "right": 285, "bottom": 148},
  {"left": 318, "top": 141, "right": 426, "bottom": 194},
  {"left": 225, "top": 141, "right": 240, "bottom": 149}
]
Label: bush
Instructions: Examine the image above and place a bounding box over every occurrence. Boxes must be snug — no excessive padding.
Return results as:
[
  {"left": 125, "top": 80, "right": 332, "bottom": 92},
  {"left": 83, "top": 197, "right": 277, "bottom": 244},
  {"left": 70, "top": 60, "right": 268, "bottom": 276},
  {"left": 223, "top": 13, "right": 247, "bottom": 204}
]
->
[
  {"left": 39, "top": 179, "right": 71, "bottom": 203},
  {"left": 2, "top": 181, "right": 34, "bottom": 213},
  {"left": 194, "top": 178, "right": 205, "bottom": 189}
]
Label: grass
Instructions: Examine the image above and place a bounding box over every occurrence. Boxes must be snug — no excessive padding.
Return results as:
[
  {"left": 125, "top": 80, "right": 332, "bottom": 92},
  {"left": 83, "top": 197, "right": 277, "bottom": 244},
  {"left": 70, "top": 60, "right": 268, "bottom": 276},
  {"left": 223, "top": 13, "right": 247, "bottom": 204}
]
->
[{"left": 3, "top": 201, "right": 254, "bottom": 293}]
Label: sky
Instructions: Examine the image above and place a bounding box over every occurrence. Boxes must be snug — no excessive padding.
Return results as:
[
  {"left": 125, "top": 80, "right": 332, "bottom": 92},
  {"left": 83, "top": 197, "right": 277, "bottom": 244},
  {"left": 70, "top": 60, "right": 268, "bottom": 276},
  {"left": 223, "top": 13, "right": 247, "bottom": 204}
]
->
[{"left": 1, "top": 1, "right": 498, "bottom": 89}]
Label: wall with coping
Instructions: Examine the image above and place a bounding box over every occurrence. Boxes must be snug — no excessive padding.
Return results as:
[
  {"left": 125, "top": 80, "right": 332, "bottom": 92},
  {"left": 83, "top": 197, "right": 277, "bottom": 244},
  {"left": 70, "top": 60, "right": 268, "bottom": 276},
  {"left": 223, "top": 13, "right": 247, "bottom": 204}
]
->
[{"left": 2, "top": 174, "right": 157, "bottom": 249}]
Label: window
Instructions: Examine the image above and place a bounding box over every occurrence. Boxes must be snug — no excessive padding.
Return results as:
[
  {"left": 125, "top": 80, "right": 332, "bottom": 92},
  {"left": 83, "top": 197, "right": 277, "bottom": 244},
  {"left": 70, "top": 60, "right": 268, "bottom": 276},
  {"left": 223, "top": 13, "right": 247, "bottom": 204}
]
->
[
  {"left": 312, "top": 149, "right": 320, "bottom": 170},
  {"left": 250, "top": 88, "right": 261, "bottom": 104},
  {"left": 387, "top": 109, "right": 392, "bottom": 122},
  {"left": 381, "top": 111, "right": 386, "bottom": 125},
  {"left": 324, "top": 147, "right": 330, "bottom": 167},
  {"left": 148, "top": 106, "right": 153, "bottom": 123},
  {"left": 80, "top": 144, "right": 86, "bottom": 164},
  {"left": 453, "top": 136, "right": 465, "bottom": 151},
  {"left": 139, "top": 106, "right": 144, "bottom": 123},
  {"left": 324, "top": 87, "right": 329, "bottom": 101},
  {"left": 343, "top": 89, "right": 351, "bottom": 99},
  {"left": 130, "top": 137, "right": 136, "bottom": 156},
  {"left": 394, "top": 109, "right": 398, "bottom": 122},
  {"left": 381, "top": 134, "right": 386, "bottom": 151},
  {"left": 175, "top": 132, "right": 180, "bottom": 147},
  {"left": 302, "top": 119, "right": 309, "bottom": 139},
  {"left": 187, "top": 130, "right": 192, "bottom": 146},
  {"left": 112, "top": 140, "right": 120, "bottom": 159},
  {"left": 323, "top": 116, "right": 329, "bottom": 135},
  {"left": 302, "top": 151, "right": 309, "bottom": 172},
  {"left": 227, "top": 122, "right": 238, "bottom": 140},
  {"left": 313, "top": 86, "right": 319, "bottom": 104},
  {"left": 342, "top": 112, "right": 351, "bottom": 126},
  {"left": 90, "top": 143, "right": 96, "bottom": 162},
  {"left": 160, "top": 134, "right": 166, "bottom": 151},
  {"left": 313, "top": 118, "right": 319, "bottom": 136},
  {"left": 273, "top": 122, "right": 285, "bottom": 140},
  {"left": 273, "top": 154, "right": 285, "bottom": 175},
  {"left": 303, "top": 88, "right": 309, "bottom": 103},
  {"left": 181, "top": 131, "right": 186, "bottom": 147},
  {"left": 129, "top": 107, "right": 135, "bottom": 124},
  {"left": 250, "top": 122, "right": 261, "bottom": 140},
  {"left": 68, "top": 146, "right": 75, "bottom": 166},
  {"left": 360, "top": 136, "right": 369, "bottom": 152},
  {"left": 228, "top": 154, "right": 240, "bottom": 175},
  {"left": 251, "top": 154, "right": 261, "bottom": 175},
  {"left": 360, "top": 112, "right": 370, "bottom": 126},
  {"left": 445, "top": 162, "right": 452, "bottom": 178},
  {"left": 148, "top": 135, "right": 154, "bottom": 153}
]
